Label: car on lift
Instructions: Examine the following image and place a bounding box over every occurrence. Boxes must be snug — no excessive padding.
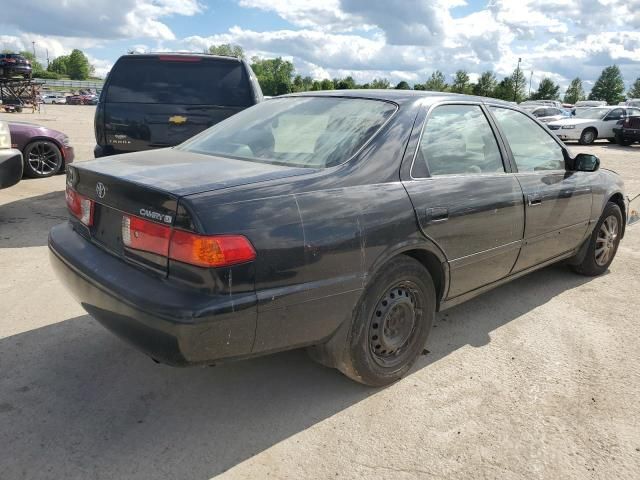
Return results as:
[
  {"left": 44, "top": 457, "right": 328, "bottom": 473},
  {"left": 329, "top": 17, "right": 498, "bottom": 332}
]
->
[
  {"left": 548, "top": 106, "right": 640, "bottom": 144},
  {"left": 8, "top": 122, "right": 74, "bottom": 177},
  {"left": 50, "top": 91, "right": 637, "bottom": 387},
  {"left": 0, "top": 120, "right": 23, "bottom": 189},
  {"left": 0, "top": 53, "right": 32, "bottom": 79}
]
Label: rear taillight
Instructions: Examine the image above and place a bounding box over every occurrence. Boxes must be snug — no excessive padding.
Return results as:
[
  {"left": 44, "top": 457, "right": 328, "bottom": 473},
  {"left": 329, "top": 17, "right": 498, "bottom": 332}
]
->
[
  {"left": 121, "top": 214, "right": 256, "bottom": 268},
  {"left": 65, "top": 185, "right": 94, "bottom": 226},
  {"left": 122, "top": 215, "right": 171, "bottom": 256},
  {"left": 169, "top": 231, "right": 256, "bottom": 268}
]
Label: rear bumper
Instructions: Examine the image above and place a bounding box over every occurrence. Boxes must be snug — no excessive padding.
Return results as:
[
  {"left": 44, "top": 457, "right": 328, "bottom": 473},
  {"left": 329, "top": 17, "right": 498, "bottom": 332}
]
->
[
  {"left": 0, "top": 65, "right": 31, "bottom": 76},
  {"left": 48, "top": 222, "right": 257, "bottom": 365},
  {"left": 0, "top": 149, "right": 23, "bottom": 189}
]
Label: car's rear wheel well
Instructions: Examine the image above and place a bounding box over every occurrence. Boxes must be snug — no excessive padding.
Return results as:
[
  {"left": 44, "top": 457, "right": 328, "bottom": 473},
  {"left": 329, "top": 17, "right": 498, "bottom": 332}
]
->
[
  {"left": 609, "top": 193, "right": 626, "bottom": 237},
  {"left": 402, "top": 249, "right": 445, "bottom": 309}
]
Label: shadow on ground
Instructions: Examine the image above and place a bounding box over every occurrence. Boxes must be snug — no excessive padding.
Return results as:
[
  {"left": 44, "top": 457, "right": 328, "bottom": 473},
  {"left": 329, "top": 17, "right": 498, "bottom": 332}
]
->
[
  {"left": 0, "top": 189, "right": 66, "bottom": 248},
  {"left": 0, "top": 264, "right": 594, "bottom": 479}
]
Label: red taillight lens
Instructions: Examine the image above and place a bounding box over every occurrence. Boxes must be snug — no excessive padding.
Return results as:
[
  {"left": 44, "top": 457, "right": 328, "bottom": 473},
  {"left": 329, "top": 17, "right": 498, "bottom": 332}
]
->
[
  {"left": 65, "top": 185, "right": 94, "bottom": 226},
  {"left": 122, "top": 215, "right": 171, "bottom": 256},
  {"left": 121, "top": 214, "right": 256, "bottom": 268},
  {"left": 169, "top": 231, "right": 256, "bottom": 268}
]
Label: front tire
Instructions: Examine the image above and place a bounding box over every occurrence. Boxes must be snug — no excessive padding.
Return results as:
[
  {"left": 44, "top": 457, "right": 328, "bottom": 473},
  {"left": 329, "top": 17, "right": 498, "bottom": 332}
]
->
[
  {"left": 572, "top": 202, "right": 623, "bottom": 276},
  {"left": 615, "top": 132, "right": 633, "bottom": 146},
  {"left": 22, "top": 140, "right": 63, "bottom": 178},
  {"left": 579, "top": 128, "right": 597, "bottom": 145},
  {"left": 325, "top": 256, "right": 436, "bottom": 387}
]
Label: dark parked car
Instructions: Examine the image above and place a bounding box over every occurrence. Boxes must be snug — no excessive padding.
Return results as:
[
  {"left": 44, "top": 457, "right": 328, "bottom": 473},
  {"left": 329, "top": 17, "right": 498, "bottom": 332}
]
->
[
  {"left": 614, "top": 114, "right": 640, "bottom": 146},
  {"left": 0, "top": 53, "right": 32, "bottom": 79},
  {"left": 50, "top": 91, "right": 637, "bottom": 386},
  {"left": 93, "top": 53, "right": 263, "bottom": 157},
  {"left": 9, "top": 121, "right": 74, "bottom": 177},
  {"left": 0, "top": 120, "right": 23, "bottom": 189}
]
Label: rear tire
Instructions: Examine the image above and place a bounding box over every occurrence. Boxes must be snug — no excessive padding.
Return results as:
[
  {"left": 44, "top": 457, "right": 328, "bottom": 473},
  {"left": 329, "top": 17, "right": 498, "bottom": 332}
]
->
[
  {"left": 572, "top": 202, "right": 622, "bottom": 276},
  {"left": 579, "top": 128, "right": 597, "bottom": 145},
  {"left": 312, "top": 256, "right": 436, "bottom": 387}
]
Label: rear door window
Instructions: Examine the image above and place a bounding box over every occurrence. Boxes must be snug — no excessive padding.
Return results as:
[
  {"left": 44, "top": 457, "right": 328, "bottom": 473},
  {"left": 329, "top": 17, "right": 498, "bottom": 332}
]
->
[
  {"left": 412, "top": 104, "right": 505, "bottom": 177},
  {"left": 105, "top": 57, "right": 252, "bottom": 106}
]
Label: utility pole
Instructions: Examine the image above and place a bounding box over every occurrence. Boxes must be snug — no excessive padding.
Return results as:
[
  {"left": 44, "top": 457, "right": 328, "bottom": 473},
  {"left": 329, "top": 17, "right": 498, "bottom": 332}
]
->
[
  {"left": 529, "top": 71, "right": 533, "bottom": 98},
  {"left": 32, "top": 41, "right": 36, "bottom": 58},
  {"left": 513, "top": 57, "right": 521, "bottom": 102},
  {"left": 46, "top": 49, "right": 50, "bottom": 68}
]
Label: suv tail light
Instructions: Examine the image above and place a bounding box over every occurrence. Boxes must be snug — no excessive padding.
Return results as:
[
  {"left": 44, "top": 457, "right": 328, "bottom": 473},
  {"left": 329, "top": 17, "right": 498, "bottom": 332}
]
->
[
  {"left": 121, "top": 214, "right": 256, "bottom": 268},
  {"left": 66, "top": 185, "right": 94, "bottom": 226}
]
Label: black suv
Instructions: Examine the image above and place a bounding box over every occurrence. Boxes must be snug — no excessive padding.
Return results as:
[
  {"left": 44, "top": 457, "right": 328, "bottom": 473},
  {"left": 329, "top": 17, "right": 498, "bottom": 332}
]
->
[
  {"left": 94, "top": 53, "right": 263, "bottom": 157},
  {"left": 0, "top": 53, "right": 32, "bottom": 79},
  {"left": 614, "top": 114, "right": 640, "bottom": 146}
]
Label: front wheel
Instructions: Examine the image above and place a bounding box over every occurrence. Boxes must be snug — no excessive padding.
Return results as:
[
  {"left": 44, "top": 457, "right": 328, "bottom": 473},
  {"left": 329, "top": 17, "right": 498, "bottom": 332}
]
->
[
  {"left": 323, "top": 256, "right": 436, "bottom": 387},
  {"left": 579, "top": 128, "right": 597, "bottom": 145},
  {"left": 23, "top": 140, "right": 63, "bottom": 178},
  {"left": 572, "top": 202, "right": 623, "bottom": 276}
]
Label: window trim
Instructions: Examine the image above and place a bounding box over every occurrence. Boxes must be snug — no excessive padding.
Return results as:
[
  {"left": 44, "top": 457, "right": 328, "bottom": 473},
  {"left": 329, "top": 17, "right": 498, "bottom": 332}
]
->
[
  {"left": 486, "top": 103, "right": 570, "bottom": 175},
  {"left": 409, "top": 101, "right": 511, "bottom": 180}
]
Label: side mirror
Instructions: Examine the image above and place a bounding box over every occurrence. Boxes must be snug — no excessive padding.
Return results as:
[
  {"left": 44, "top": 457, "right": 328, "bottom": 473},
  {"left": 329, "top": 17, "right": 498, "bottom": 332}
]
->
[{"left": 572, "top": 153, "right": 600, "bottom": 172}]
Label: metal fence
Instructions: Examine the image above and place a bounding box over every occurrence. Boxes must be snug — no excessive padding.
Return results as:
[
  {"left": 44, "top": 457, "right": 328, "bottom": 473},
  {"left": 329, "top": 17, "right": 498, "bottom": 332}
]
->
[{"left": 34, "top": 78, "right": 104, "bottom": 89}]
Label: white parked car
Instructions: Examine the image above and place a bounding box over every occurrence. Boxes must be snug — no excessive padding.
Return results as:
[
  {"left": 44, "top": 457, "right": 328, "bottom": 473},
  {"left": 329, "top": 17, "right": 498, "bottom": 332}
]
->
[
  {"left": 521, "top": 105, "right": 568, "bottom": 123},
  {"left": 574, "top": 100, "right": 607, "bottom": 109},
  {"left": 547, "top": 106, "right": 640, "bottom": 144},
  {"left": 626, "top": 99, "right": 640, "bottom": 108},
  {"left": 41, "top": 93, "right": 66, "bottom": 104}
]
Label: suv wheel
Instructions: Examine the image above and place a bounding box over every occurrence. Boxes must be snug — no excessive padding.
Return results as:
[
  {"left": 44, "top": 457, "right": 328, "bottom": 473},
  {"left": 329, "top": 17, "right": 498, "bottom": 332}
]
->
[{"left": 615, "top": 132, "right": 633, "bottom": 146}]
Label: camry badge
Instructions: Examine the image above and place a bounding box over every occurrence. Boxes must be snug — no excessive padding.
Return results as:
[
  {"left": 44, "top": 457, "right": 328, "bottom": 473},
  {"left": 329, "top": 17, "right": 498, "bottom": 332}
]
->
[
  {"left": 96, "top": 182, "right": 106, "bottom": 199},
  {"left": 169, "top": 115, "right": 187, "bottom": 125}
]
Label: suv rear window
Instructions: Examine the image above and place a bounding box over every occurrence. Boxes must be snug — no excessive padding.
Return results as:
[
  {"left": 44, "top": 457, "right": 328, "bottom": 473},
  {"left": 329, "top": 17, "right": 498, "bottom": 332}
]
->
[{"left": 105, "top": 56, "right": 252, "bottom": 106}]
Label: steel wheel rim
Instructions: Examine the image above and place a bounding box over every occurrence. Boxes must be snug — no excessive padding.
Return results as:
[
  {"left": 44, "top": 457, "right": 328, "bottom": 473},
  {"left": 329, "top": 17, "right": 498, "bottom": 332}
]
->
[
  {"left": 369, "top": 281, "right": 422, "bottom": 368},
  {"left": 595, "top": 215, "right": 618, "bottom": 266},
  {"left": 26, "top": 142, "right": 59, "bottom": 175}
]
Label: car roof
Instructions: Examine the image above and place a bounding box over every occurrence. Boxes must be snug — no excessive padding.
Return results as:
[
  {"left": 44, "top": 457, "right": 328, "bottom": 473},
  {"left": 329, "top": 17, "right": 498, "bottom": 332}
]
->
[
  {"left": 281, "top": 89, "right": 515, "bottom": 107},
  {"left": 118, "top": 52, "right": 244, "bottom": 63}
]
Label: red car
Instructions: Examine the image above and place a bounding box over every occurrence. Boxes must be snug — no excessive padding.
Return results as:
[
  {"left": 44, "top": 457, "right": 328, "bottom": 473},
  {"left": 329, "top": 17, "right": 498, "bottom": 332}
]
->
[
  {"left": 66, "top": 94, "right": 96, "bottom": 105},
  {"left": 8, "top": 121, "right": 74, "bottom": 177}
]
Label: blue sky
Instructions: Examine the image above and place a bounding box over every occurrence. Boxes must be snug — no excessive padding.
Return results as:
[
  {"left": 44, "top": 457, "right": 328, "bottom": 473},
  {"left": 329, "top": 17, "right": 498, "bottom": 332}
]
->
[{"left": 1, "top": 0, "right": 639, "bottom": 94}]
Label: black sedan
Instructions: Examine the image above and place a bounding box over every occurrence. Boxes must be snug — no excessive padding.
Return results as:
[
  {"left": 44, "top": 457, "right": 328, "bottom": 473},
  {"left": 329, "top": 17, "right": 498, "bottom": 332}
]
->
[
  {"left": 49, "top": 91, "right": 636, "bottom": 386},
  {"left": 614, "top": 114, "right": 640, "bottom": 146}
]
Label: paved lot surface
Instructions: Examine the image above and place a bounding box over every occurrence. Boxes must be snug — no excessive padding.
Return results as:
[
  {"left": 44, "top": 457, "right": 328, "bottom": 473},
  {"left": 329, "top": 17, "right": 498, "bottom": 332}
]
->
[{"left": 1, "top": 105, "right": 639, "bottom": 479}]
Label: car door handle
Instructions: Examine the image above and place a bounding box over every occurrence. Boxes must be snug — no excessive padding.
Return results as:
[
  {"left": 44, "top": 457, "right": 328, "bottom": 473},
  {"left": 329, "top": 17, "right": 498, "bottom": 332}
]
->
[
  {"left": 527, "top": 194, "right": 542, "bottom": 206},
  {"left": 425, "top": 207, "right": 449, "bottom": 224}
]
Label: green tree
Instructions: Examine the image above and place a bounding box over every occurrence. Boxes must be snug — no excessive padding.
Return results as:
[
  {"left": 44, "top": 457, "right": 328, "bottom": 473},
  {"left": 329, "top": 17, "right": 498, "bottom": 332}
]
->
[
  {"left": 250, "top": 57, "right": 295, "bottom": 96},
  {"left": 66, "top": 49, "right": 91, "bottom": 80},
  {"left": 20, "top": 51, "right": 44, "bottom": 75},
  {"left": 395, "top": 80, "right": 411, "bottom": 90},
  {"left": 450, "top": 70, "right": 471, "bottom": 94},
  {"left": 473, "top": 71, "right": 497, "bottom": 97},
  {"left": 48, "top": 55, "right": 69, "bottom": 75},
  {"left": 370, "top": 78, "right": 390, "bottom": 89},
  {"left": 335, "top": 76, "right": 357, "bottom": 90},
  {"left": 493, "top": 77, "right": 515, "bottom": 101},
  {"left": 510, "top": 68, "right": 527, "bottom": 102},
  {"left": 589, "top": 65, "right": 625, "bottom": 104},
  {"left": 563, "top": 77, "right": 585, "bottom": 104},
  {"left": 628, "top": 77, "right": 640, "bottom": 99},
  {"left": 208, "top": 44, "right": 245, "bottom": 59},
  {"left": 320, "top": 78, "right": 335, "bottom": 90},
  {"left": 424, "top": 71, "right": 448, "bottom": 92},
  {"left": 530, "top": 77, "right": 561, "bottom": 100}
]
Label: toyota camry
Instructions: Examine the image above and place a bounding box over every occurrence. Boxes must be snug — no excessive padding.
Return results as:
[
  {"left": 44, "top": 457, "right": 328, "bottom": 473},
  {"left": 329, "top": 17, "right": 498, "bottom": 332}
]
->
[{"left": 49, "top": 91, "right": 638, "bottom": 386}]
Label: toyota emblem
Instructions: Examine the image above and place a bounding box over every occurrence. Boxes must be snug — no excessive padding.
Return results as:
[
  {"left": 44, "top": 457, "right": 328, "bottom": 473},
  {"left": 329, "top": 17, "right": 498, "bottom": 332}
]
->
[{"left": 96, "top": 182, "right": 106, "bottom": 199}]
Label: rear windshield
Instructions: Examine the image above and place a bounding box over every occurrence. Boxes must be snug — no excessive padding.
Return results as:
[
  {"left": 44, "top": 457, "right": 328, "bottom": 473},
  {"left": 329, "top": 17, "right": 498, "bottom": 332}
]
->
[
  {"left": 179, "top": 97, "right": 396, "bottom": 168},
  {"left": 105, "top": 56, "right": 252, "bottom": 106}
]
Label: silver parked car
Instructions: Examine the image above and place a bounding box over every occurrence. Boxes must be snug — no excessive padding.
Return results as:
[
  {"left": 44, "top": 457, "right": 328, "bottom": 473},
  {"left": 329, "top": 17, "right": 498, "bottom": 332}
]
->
[{"left": 521, "top": 105, "right": 568, "bottom": 123}]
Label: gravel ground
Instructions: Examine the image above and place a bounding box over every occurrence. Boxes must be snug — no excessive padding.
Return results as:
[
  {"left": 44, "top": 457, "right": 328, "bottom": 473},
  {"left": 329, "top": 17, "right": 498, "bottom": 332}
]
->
[{"left": 1, "top": 105, "right": 639, "bottom": 480}]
